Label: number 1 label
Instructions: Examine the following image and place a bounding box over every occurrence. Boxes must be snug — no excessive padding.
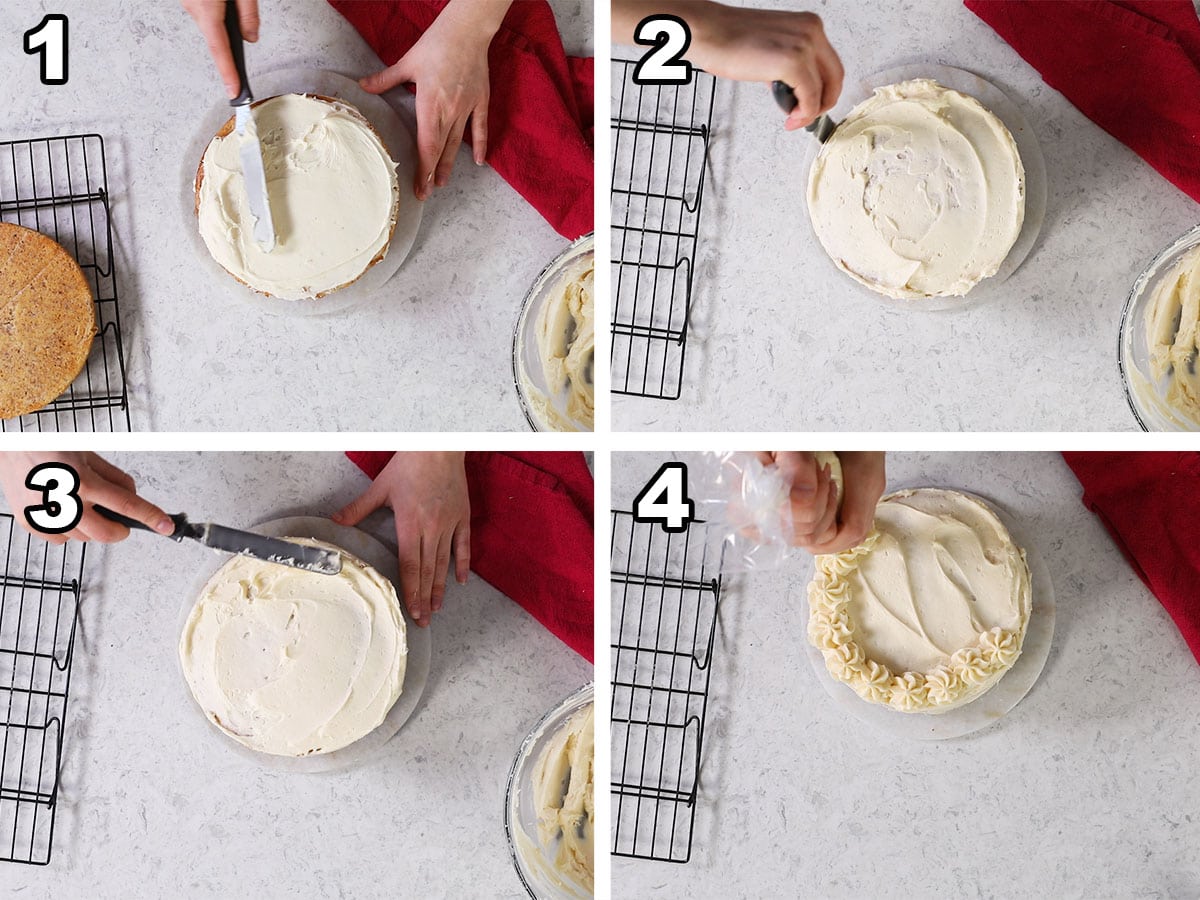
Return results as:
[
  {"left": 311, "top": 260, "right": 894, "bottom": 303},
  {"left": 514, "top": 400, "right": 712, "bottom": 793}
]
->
[{"left": 24, "top": 14, "right": 69, "bottom": 86}]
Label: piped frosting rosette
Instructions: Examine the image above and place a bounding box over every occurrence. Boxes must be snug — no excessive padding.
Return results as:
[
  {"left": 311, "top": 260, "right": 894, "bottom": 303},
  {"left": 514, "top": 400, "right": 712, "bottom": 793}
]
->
[{"left": 807, "top": 489, "right": 1030, "bottom": 714}]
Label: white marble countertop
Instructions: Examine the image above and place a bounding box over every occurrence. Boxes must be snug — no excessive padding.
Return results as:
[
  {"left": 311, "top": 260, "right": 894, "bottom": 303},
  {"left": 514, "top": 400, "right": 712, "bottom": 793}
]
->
[
  {"left": 613, "top": 451, "right": 1200, "bottom": 897},
  {"left": 0, "top": 1, "right": 591, "bottom": 431},
  {"left": 612, "top": 0, "right": 1199, "bottom": 432},
  {"left": 5, "top": 452, "right": 591, "bottom": 897}
]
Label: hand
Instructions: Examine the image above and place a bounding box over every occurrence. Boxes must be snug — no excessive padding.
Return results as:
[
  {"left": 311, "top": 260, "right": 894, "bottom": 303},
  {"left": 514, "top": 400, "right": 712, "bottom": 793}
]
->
[
  {"left": 761, "top": 452, "right": 886, "bottom": 554},
  {"left": 613, "top": 1, "right": 844, "bottom": 129},
  {"left": 182, "top": 0, "right": 261, "bottom": 99},
  {"left": 332, "top": 452, "right": 470, "bottom": 628},
  {"left": 359, "top": 0, "right": 511, "bottom": 199},
  {"left": 0, "top": 452, "right": 174, "bottom": 545}
]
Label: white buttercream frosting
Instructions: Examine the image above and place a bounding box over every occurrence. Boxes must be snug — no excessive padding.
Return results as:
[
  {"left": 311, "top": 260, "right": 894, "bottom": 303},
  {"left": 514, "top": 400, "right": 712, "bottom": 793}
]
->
[
  {"left": 1145, "top": 243, "right": 1200, "bottom": 425},
  {"left": 808, "top": 489, "right": 1031, "bottom": 714},
  {"left": 527, "top": 253, "right": 594, "bottom": 432},
  {"left": 180, "top": 539, "right": 407, "bottom": 756},
  {"left": 531, "top": 702, "right": 594, "bottom": 894},
  {"left": 515, "top": 701, "right": 594, "bottom": 896},
  {"left": 807, "top": 79, "right": 1025, "bottom": 300},
  {"left": 197, "top": 93, "right": 399, "bottom": 300}
]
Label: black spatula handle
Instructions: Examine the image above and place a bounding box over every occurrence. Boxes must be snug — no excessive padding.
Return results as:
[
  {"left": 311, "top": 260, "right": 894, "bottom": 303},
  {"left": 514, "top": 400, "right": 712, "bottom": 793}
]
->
[{"left": 224, "top": 1, "right": 253, "bottom": 106}]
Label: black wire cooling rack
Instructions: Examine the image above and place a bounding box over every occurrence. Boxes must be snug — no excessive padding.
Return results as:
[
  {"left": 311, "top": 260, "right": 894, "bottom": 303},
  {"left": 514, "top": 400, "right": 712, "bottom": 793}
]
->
[
  {"left": 610, "top": 509, "right": 723, "bottom": 863},
  {"left": 0, "top": 512, "right": 85, "bottom": 866},
  {"left": 0, "top": 133, "right": 131, "bottom": 432},
  {"left": 610, "top": 59, "right": 717, "bottom": 401}
]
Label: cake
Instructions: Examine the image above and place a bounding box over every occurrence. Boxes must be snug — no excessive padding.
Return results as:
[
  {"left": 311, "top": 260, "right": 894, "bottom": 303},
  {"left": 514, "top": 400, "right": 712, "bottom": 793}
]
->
[
  {"left": 807, "top": 79, "right": 1025, "bottom": 300},
  {"left": 807, "top": 489, "right": 1031, "bottom": 713},
  {"left": 195, "top": 93, "right": 400, "bottom": 300},
  {"left": 0, "top": 222, "right": 96, "bottom": 418},
  {"left": 179, "top": 539, "right": 407, "bottom": 756},
  {"left": 1145, "top": 243, "right": 1200, "bottom": 424}
]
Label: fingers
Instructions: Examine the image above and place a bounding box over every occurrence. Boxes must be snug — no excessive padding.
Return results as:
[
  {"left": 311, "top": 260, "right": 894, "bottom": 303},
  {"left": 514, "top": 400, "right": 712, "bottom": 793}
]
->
[
  {"left": 332, "top": 486, "right": 385, "bottom": 527},
  {"left": 453, "top": 521, "right": 470, "bottom": 585},
  {"left": 809, "top": 452, "right": 887, "bottom": 554},
  {"left": 434, "top": 118, "right": 466, "bottom": 189},
  {"left": 236, "top": 0, "right": 260, "bottom": 42},
  {"left": 198, "top": 17, "right": 241, "bottom": 99},
  {"left": 817, "top": 45, "right": 844, "bottom": 114},
  {"left": 395, "top": 524, "right": 428, "bottom": 627},
  {"left": 359, "top": 59, "right": 412, "bottom": 96},
  {"left": 81, "top": 472, "right": 173, "bottom": 536},
  {"left": 470, "top": 98, "right": 488, "bottom": 166},
  {"left": 413, "top": 93, "right": 447, "bottom": 200},
  {"left": 782, "top": 61, "right": 825, "bottom": 130},
  {"left": 430, "top": 531, "right": 451, "bottom": 614},
  {"left": 78, "top": 511, "right": 131, "bottom": 544},
  {"left": 85, "top": 454, "right": 135, "bottom": 493},
  {"left": 417, "top": 533, "right": 436, "bottom": 626}
]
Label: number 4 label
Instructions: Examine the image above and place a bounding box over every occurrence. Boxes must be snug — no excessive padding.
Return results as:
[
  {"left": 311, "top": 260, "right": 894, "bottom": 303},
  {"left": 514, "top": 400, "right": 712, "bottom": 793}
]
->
[
  {"left": 633, "top": 462, "right": 695, "bottom": 533},
  {"left": 24, "top": 14, "right": 70, "bottom": 86},
  {"left": 632, "top": 15, "right": 693, "bottom": 86}
]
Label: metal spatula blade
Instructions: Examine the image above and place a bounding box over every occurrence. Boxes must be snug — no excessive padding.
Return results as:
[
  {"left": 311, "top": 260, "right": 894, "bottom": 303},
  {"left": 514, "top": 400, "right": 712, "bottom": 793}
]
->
[{"left": 94, "top": 507, "right": 342, "bottom": 576}]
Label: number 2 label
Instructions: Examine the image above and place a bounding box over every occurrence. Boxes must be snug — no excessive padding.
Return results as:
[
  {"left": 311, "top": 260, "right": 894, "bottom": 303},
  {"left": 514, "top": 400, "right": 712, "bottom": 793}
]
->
[
  {"left": 24, "top": 14, "right": 70, "bottom": 86},
  {"left": 24, "top": 463, "right": 83, "bottom": 535},
  {"left": 633, "top": 462, "right": 695, "bottom": 533},
  {"left": 632, "top": 15, "right": 693, "bottom": 86}
]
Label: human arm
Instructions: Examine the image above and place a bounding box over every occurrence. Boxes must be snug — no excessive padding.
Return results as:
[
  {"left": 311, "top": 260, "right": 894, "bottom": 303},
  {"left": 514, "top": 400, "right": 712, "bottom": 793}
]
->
[
  {"left": 181, "top": 0, "right": 261, "bottom": 100},
  {"left": 612, "top": 0, "right": 843, "bottom": 128},
  {"left": 332, "top": 452, "right": 471, "bottom": 628},
  {"left": 760, "top": 451, "right": 886, "bottom": 553},
  {"left": 0, "top": 452, "right": 174, "bottom": 544},
  {"left": 359, "top": 0, "right": 514, "bottom": 198}
]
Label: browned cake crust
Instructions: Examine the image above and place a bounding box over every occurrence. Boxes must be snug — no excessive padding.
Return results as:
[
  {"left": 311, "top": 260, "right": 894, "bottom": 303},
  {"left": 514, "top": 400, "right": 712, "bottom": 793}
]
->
[
  {"left": 0, "top": 223, "right": 97, "bottom": 419},
  {"left": 194, "top": 94, "right": 400, "bottom": 299}
]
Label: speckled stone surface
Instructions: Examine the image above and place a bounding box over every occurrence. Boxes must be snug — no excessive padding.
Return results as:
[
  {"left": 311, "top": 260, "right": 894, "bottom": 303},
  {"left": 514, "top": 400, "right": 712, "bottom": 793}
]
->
[
  {"left": 613, "top": 451, "right": 1200, "bottom": 897},
  {"left": 4, "top": 452, "right": 591, "bottom": 897},
  {"left": 612, "top": 0, "right": 1199, "bottom": 432},
  {"left": 0, "top": 1, "right": 591, "bottom": 431}
]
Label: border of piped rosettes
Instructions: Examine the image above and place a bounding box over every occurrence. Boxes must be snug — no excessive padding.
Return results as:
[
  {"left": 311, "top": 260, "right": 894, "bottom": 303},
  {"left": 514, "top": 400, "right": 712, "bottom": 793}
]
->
[{"left": 806, "top": 531, "right": 1023, "bottom": 713}]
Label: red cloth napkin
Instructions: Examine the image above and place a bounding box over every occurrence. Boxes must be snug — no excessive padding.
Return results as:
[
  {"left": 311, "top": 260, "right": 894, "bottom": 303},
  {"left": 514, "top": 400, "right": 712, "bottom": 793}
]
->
[
  {"left": 345, "top": 451, "right": 594, "bottom": 662},
  {"left": 1063, "top": 451, "right": 1200, "bottom": 664},
  {"left": 328, "top": 0, "right": 594, "bottom": 240},
  {"left": 965, "top": 0, "right": 1200, "bottom": 204}
]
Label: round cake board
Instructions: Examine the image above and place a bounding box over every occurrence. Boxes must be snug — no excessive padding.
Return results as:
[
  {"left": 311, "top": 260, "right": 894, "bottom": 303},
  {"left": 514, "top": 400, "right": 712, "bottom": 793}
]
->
[
  {"left": 176, "top": 515, "right": 432, "bottom": 773},
  {"left": 803, "top": 63, "right": 1048, "bottom": 312},
  {"left": 802, "top": 490, "right": 1056, "bottom": 740},
  {"left": 180, "top": 67, "right": 422, "bottom": 317}
]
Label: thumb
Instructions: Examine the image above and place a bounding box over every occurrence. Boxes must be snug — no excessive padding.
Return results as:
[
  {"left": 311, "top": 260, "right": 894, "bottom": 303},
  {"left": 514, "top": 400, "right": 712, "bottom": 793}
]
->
[
  {"left": 332, "top": 485, "right": 384, "bottom": 527},
  {"left": 359, "top": 56, "right": 413, "bottom": 95}
]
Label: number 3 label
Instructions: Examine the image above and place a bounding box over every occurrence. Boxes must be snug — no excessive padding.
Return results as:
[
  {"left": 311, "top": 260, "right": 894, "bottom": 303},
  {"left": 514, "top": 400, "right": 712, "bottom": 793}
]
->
[
  {"left": 24, "top": 14, "right": 70, "bottom": 86},
  {"left": 633, "top": 462, "right": 695, "bottom": 533},
  {"left": 24, "top": 463, "right": 82, "bottom": 535},
  {"left": 632, "top": 15, "right": 693, "bottom": 86}
]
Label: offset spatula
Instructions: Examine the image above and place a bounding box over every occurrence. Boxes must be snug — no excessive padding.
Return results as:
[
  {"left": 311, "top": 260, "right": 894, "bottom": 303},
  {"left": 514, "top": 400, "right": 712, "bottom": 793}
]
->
[
  {"left": 94, "top": 506, "right": 342, "bottom": 576},
  {"left": 771, "top": 80, "right": 838, "bottom": 143},
  {"left": 224, "top": 0, "right": 276, "bottom": 252}
]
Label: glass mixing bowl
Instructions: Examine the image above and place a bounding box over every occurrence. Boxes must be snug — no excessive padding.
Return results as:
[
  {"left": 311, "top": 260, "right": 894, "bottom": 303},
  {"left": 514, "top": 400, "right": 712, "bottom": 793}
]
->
[{"left": 1119, "top": 224, "right": 1200, "bottom": 431}]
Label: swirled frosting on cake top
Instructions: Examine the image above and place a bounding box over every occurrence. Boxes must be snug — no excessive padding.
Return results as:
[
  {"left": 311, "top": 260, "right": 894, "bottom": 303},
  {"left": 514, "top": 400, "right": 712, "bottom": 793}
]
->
[
  {"left": 197, "top": 93, "right": 399, "bottom": 300},
  {"left": 807, "top": 79, "right": 1025, "bottom": 300},
  {"left": 808, "top": 488, "right": 1030, "bottom": 713},
  {"left": 180, "top": 539, "right": 407, "bottom": 756}
]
